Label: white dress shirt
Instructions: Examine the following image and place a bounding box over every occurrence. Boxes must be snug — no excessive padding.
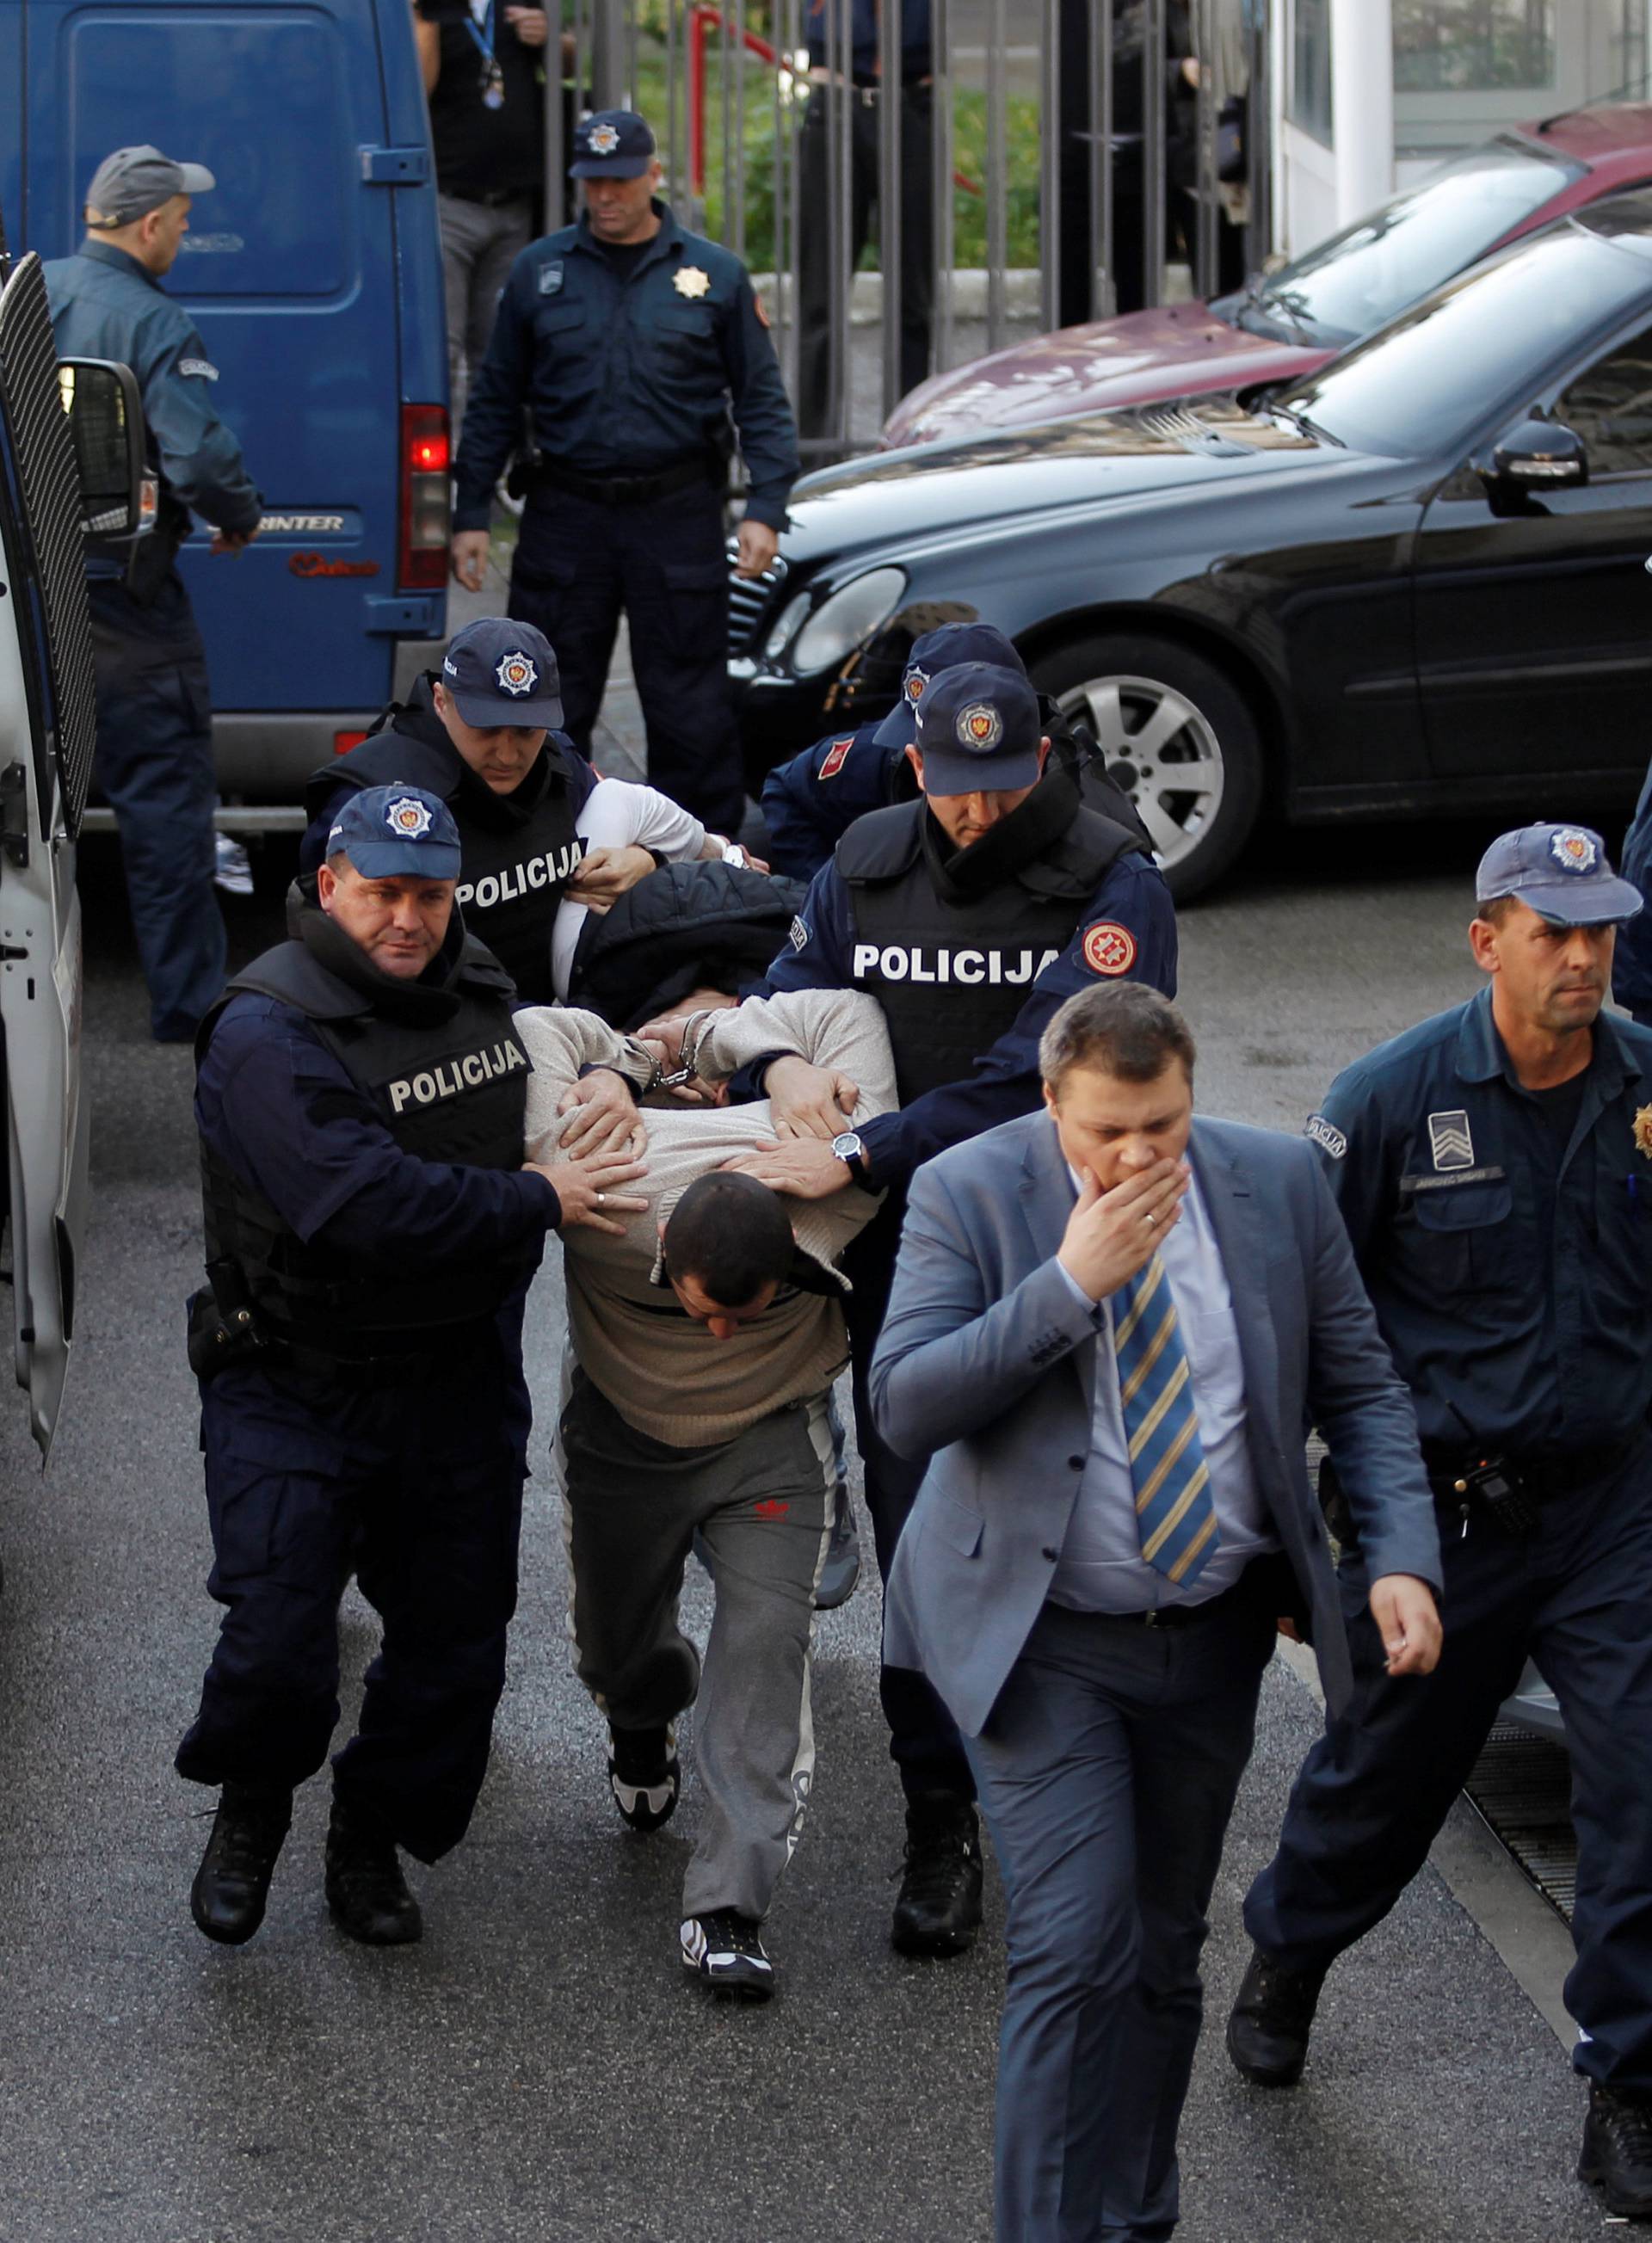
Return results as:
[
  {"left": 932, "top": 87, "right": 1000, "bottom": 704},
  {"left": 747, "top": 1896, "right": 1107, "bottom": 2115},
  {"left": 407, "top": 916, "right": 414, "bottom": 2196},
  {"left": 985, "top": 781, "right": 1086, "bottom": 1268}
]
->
[{"left": 1050, "top": 1152, "right": 1279, "bottom": 1611}]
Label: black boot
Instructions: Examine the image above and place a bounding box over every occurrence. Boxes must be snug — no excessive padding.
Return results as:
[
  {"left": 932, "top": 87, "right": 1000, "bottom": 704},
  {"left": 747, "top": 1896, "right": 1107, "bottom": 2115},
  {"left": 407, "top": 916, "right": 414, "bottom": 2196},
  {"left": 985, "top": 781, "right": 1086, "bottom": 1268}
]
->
[
  {"left": 1580, "top": 2084, "right": 1652, "bottom": 2216},
  {"left": 190, "top": 1782, "right": 293, "bottom": 1946},
  {"left": 324, "top": 1793, "right": 422, "bottom": 1947},
  {"left": 891, "top": 1790, "right": 983, "bottom": 1957},
  {"left": 1226, "top": 1944, "right": 1328, "bottom": 2086}
]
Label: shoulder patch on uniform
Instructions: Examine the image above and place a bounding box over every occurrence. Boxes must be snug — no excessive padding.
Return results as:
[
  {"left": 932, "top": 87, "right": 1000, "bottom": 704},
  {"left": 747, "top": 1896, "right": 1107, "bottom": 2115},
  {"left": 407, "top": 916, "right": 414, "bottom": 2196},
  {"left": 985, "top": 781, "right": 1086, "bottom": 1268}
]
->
[
  {"left": 538, "top": 261, "right": 564, "bottom": 296},
  {"left": 1427, "top": 1110, "right": 1475, "bottom": 1172},
  {"left": 817, "top": 738, "right": 854, "bottom": 782},
  {"left": 177, "top": 357, "right": 219, "bottom": 380},
  {"left": 1082, "top": 921, "right": 1137, "bottom": 977},
  {"left": 1304, "top": 1112, "right": 1347, "bottom": 1161},
  {"left": 788, "top": 915, "right": 810, "bottom": 952}
]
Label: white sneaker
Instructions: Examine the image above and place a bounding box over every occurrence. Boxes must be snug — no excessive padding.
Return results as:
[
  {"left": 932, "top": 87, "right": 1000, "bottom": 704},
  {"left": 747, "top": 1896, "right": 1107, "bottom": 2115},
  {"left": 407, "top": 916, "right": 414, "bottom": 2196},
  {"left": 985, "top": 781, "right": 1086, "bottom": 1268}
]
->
[
  {"left": 213, "top": 834, "right": 254, "bottom": 897},
  {"left": 681, "top": 1909, "right": 775, "bottom": 2001}
]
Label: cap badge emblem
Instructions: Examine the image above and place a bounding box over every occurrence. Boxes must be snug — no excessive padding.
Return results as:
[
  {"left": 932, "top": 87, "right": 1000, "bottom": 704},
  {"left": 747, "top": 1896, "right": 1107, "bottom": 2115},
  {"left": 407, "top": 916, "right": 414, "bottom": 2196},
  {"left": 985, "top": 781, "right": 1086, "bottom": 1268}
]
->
[
  {"left": 674, "top": 266, "right": 712, "bottom": 299},
  {"left": 904, "top": 666, "right": 929, "bottom": 706},
  {"left": 385, "top": 795, "right": 434, "bottom": 839},
  {"left": 958, "top": 702, "right": 1002, "bottom": 749},
  {"left": 495, "top": 650, "right": 539, "bottom": 697},
  {"left": 588, "top": 121, "right": 621, "bottom": 155},
  {"left": 1550, "top": 826, "right": 1598, "bottom": 875}
]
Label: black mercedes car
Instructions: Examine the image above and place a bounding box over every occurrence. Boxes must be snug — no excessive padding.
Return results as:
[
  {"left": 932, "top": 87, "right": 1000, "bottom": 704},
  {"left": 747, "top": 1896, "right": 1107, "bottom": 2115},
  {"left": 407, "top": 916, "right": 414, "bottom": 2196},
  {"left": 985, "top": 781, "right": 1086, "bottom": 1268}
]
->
[{"left": 730, "top": 189, "right": 1652, "bottom": 898}]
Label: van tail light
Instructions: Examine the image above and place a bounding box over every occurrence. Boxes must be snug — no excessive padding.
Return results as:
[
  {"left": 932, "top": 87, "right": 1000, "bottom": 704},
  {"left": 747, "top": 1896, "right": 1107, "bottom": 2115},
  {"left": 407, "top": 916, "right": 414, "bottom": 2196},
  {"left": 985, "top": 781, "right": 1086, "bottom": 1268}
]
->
[
  {"left": 399, "top": 404, "right": 450, "bottom": 591},
  {"left": 333, "top": 730, "right": 368, "bottom": 756}
]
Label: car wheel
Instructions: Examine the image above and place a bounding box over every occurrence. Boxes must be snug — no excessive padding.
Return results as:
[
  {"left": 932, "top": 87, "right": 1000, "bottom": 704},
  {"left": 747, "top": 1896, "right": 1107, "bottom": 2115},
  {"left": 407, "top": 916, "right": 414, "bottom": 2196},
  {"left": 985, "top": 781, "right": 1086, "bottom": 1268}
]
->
[{"left": 1034, "top": 633, "right": 1264, "bottom": 901}]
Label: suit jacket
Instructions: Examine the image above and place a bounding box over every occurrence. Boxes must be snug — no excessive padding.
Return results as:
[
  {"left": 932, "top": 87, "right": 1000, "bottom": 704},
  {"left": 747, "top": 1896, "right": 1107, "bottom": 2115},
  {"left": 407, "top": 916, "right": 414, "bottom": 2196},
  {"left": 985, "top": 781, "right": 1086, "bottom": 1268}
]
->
[{"left": 870, "top": 1111, "right": 1442, "bottom": 1738}]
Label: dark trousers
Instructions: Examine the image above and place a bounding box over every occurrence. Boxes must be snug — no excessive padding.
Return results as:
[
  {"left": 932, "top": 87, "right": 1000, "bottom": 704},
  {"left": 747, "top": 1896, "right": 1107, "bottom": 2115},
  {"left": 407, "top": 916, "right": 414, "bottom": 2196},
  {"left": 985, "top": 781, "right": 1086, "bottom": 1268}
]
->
[
  {"left": 844, "top": 1195, "right": 975, "bottom": 1805},
  {"left": 795, "top": 87, "right": 934, "bottom": 441},
  {"left": 509, "top": 481, "right": 744, "bottom": 831},
  {"left": 970, "top": 1591, "right": 1275, "bottom": 2243},
  {"left": 88, "top": 573, "right": 226, "bottom": 1041},
  {"left": 1245, "top": 1441, "right": 1652, "bottom": 2092},
  {"left": 175, "top": 1346, "right": 529, "bottom": 1864}
]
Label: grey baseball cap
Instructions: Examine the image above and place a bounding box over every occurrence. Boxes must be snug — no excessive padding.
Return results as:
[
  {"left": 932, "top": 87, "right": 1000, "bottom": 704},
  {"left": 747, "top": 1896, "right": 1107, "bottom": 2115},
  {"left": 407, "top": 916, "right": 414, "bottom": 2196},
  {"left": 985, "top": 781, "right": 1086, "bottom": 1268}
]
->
[
  {"left": 1475, "top": 821, "right": 1643, "bottom": 927},
  {"left": 84, "top": 145, "right": 215, "bottom": 229}
]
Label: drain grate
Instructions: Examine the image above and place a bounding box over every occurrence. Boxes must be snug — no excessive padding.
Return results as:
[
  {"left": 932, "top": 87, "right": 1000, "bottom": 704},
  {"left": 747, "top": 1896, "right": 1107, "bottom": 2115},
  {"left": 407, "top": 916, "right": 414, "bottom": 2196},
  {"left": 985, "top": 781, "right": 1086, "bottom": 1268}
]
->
[{"left": 1464, "top": 1722, "right": 1576, "bottom": 1922}]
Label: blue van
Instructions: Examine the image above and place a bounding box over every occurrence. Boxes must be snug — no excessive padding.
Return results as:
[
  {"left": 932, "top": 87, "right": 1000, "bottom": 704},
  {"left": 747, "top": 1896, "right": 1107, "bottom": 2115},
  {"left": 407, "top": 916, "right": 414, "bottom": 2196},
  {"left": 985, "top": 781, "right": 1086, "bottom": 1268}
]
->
[{"left": 0, "top": 0, "right": 451, "bottom": 807}]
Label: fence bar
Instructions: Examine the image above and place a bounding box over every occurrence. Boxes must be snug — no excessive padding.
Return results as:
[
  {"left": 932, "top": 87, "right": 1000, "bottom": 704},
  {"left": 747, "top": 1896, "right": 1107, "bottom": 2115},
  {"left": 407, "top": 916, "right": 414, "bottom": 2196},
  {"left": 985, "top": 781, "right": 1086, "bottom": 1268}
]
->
[
  {"left": 542, "top": 1, "right": 566, "bottom": 233},
  {"left": 932, "top": 0, "right": 954, "bottom": 372},
  {"left": 1246, "top": 1, "right": 1272, "bottom": 279},
  {"left": 1092, "top": 0, "right": 1112, "bottom": 317},
  {"left": 775, "top": 0, "right": 798, "bottom": 387},
  {"left": 985, "top": 0, "right": 1007, "bottom": 352},
  {"left": 1193, "top": 0, "right": 1219, "bottom": 297},
  {"left": 879, "top": 0, "right": 903, "bottom": 418},
  {"left": 1142, "top": 0, "right": 1166, "bottom": 309},
  {"left": 1039, "top": 0, "right": 1061, "bottom": 333},
  {"left": 731, "top": 0, "right": 748, "bottom": 261},
  {"left": 829, "top": 0, "right": 855, "bottom": 450}
]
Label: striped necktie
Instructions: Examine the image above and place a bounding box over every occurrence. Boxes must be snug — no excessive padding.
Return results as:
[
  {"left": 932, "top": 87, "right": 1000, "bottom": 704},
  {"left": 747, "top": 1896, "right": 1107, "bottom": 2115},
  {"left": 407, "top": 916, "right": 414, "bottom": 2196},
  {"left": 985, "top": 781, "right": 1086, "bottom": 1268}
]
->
[{"left": 1113, "top": 1251, "right": 1220, "bottom": 1589}]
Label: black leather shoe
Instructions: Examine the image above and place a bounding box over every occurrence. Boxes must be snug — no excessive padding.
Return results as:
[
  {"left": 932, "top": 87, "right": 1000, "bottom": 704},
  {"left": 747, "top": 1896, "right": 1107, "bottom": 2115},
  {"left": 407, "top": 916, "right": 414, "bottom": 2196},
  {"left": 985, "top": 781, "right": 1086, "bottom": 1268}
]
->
[
  {"left": 891, "top": 1790, "right": 983, "bottom": 1957},
  {"left": 190, "top": 1783, "right": 293, "bottom": 1946},
  {"left": 1226, "top": 1945, "right": 1327, "bottom": 2086},
  {"left": 324, "top": 1796, "right": 422, "bottom": 1946},
  {"left": 1580, "top": 2084, "right": 1652, "bottom": 2216}
]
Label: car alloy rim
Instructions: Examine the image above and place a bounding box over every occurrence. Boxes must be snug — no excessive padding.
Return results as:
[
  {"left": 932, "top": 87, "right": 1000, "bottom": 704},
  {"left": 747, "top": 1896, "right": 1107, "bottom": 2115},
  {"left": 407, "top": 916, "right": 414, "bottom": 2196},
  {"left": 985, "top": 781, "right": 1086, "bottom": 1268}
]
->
[{"left": 1058, "top": 673, "right": 1225, "bottom": 869}]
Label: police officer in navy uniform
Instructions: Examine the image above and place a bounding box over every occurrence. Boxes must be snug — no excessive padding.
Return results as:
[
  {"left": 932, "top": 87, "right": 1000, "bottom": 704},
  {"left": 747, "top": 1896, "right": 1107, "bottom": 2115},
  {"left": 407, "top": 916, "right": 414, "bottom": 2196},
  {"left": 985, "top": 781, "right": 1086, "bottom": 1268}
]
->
[
  {"left": 177, "top": 784, "right": 644, "bottom": 1949},
  {"left": 301, "top": 619, "right": 595, "bottom": 1005},
  {"left": 451, "top": 109, "right": 799, "bottom": 834},
  {"left": 1226, "top": 823, "right": 1652, "bottom": 2221},
  {"left": 662, "top": 661, "right": 1177, "bottom": 1955},
  {"left": 759, "top": 622, "right": 1151, "bottom": 881},
  {"left": 46, "top": 145, "right": 263, "bottom": 1041}
]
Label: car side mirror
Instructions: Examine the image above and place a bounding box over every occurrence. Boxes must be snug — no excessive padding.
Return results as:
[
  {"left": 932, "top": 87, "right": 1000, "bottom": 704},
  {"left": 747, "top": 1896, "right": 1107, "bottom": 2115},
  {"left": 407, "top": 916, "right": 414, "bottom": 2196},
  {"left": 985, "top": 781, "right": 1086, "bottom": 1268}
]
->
[
  {"left": 1482, "top": 418, "right": 1588, "bottom": 515},
  {"left": 57, "top": 356, "right": 151, "bottom": 543}
]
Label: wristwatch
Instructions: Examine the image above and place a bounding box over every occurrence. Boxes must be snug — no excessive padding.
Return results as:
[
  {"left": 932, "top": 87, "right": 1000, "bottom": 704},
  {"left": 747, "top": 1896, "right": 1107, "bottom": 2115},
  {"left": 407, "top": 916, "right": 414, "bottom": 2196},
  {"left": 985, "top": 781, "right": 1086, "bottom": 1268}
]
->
[{"left": 832, "top": 1129, "right": 866, "bottom": 1180}]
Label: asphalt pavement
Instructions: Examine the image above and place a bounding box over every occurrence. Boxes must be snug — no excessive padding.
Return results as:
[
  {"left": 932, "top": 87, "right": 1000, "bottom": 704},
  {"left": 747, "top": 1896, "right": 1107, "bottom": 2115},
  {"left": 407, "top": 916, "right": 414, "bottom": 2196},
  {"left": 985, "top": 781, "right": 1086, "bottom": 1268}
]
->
[{"left": 0, "top": 775, "right": 1625, "bottom": 2240}]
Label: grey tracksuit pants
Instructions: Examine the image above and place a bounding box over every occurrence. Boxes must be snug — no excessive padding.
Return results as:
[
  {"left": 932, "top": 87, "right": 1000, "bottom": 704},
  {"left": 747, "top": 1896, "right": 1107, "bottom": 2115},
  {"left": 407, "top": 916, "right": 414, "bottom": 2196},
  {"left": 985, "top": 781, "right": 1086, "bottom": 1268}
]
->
[{"left": 558, "top": 1371, "right": 835, "bottom": 1920}]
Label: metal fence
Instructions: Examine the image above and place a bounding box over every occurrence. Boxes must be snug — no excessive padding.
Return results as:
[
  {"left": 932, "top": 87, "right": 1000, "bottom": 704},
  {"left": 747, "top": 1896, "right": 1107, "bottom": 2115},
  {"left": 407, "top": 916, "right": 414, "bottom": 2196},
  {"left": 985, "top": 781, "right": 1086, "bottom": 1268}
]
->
[{"left": 547, "top": 0, "right": 1274, "bottom": 459}]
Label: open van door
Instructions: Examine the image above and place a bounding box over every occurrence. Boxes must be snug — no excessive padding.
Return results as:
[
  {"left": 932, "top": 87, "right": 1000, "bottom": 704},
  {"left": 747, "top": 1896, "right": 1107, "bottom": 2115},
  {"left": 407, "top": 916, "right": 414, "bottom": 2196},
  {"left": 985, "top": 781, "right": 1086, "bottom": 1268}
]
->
[{"left": 0, "top": 236, "right": 133, "bottom": 1457}]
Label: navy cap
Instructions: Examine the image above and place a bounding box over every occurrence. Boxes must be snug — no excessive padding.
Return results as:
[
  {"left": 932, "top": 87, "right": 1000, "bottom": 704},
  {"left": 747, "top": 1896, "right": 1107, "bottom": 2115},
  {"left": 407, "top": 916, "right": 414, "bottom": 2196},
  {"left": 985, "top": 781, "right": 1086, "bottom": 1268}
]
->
[
  {"left": 873, "top": 621, "right": 1027, "bottom": 749},
  {"left": 570, "top": 110, "right": 657, "bottom": 178},
  {"left": 85, "top": 144, "right": 215, "bottom": 228},
  {"left": 911, "top": 662, "right": 1045, "bottom": 796},
  {"left": 328, "top": 785, "right": 462, "bottom": 880},
  {"left": 1475, "top": 822, "right": 1643, "bottom": 927},
  {"left": 441, "top": 618, "right": 564, "bottom": 729}
]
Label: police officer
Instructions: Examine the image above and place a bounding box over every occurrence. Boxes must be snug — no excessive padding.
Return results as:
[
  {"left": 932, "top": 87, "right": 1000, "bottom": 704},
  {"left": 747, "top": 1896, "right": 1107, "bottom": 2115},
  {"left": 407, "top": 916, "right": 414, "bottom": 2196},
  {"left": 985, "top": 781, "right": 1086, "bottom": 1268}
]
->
[
  {"left": 1226, "top": 823, "right": 1652, "bottom": 2222},
  {"left": 45, "top": 145, "right": 263, "bottom": 1042},
  {"left": 656, "top": 661, "right": 1177, "bottom": 1955},
  {"left": 301, "top": 619, "right": 596, "bottom": 1004},
  {"left": 451, "top": 110, "right": 799, "bottom": 834},
  {"left": 759, "top": 622, "right": 1150, "bottom": 881},
  {"left": 177, "top": 784, "right": 644, "bottom": 1949}
]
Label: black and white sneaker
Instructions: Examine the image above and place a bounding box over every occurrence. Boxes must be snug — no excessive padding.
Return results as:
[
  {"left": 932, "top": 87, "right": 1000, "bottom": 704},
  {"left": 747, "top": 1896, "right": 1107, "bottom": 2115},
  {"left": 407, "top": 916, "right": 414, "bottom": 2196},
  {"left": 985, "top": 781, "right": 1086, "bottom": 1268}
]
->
[
  {"left": 607, "top": 1722, "right": 680, "bottom": 1833},
  {"left": 681, "top": 1909, "right": 775, "bottom": 2001}
]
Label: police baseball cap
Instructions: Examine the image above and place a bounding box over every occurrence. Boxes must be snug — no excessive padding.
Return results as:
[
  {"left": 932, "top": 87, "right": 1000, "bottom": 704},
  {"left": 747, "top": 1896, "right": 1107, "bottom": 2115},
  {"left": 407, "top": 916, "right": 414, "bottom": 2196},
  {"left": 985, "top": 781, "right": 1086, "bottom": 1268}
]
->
[
  {"left": 328, "top": 786, "right": 463, "bottom": 881},
  {"left": 911, "top": 662, "right": 1045, "bottom": 796},
  {"left": 1475, "top": 821, "right": 1643, "bottom": 927},
  {"left": 570, "top": 110, "right": 656, "bottom": 178},
  {"left": 441, "top": 619, "right": 564, "bottom": 729},
  {"left": 873, "top": 621, "right": 1027, "bottom": 749},
  {"left": 84, "top": 145, "right": 216, "bottom": 229}
]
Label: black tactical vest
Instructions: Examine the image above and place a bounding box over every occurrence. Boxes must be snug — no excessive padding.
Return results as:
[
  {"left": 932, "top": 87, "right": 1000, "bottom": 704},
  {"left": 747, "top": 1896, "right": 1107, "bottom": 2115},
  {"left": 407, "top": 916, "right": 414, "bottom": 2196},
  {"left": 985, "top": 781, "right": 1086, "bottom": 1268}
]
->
[
  {"left": 307, "top": 694, "right": 583, "bottom": 1003},
  {"left": 837, "top": 794, "right": 1143, "bottom": 1104},
  {"left": 196, "top": 913, "right": 538, "bottom": 1365}
]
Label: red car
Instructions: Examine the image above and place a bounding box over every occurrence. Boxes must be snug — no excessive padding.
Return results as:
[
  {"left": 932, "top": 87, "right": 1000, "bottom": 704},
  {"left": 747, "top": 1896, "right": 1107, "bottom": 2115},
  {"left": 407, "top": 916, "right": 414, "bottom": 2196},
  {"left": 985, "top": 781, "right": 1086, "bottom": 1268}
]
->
[{"left": 881, "top": 105, "right": 1652, "bottom": 447}]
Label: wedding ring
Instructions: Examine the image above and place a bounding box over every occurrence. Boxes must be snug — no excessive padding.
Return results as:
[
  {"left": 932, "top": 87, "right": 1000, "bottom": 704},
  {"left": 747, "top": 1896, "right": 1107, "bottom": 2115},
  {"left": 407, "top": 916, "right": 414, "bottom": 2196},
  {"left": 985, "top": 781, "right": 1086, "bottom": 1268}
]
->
[
  {"left": 1144, "top": 1211, "right": 1156, "bottom": 1227},
  {"left": 596, "top": 1192, "right": 607, "bottom": 1207}
]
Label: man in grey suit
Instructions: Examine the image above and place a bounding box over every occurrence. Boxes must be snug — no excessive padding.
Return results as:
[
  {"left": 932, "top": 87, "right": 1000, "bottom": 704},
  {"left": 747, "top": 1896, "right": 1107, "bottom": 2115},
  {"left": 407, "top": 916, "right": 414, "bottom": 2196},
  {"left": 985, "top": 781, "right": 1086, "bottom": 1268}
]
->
[{"left": 870, "top": 982, "right": 1444, "bottom": 2242}]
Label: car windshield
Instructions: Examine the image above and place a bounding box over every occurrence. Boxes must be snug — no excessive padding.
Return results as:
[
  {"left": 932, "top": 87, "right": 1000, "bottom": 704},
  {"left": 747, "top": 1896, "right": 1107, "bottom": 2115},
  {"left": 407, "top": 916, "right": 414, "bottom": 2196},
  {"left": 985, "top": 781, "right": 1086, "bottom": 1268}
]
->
[
  {"left": 1267, "top": 221, "right": 1652, "bottom": 458},
  {"left": 1222, "top": 137, "right": 1584, "bottom": 347}
]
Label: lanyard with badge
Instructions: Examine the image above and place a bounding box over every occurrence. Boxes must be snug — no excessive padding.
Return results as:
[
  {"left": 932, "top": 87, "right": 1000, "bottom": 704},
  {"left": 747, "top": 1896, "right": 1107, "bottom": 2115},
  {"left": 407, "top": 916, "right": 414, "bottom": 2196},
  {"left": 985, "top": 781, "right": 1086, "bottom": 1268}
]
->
[{"left": 465, "top": 0, "right": 505, "bottom": 108}]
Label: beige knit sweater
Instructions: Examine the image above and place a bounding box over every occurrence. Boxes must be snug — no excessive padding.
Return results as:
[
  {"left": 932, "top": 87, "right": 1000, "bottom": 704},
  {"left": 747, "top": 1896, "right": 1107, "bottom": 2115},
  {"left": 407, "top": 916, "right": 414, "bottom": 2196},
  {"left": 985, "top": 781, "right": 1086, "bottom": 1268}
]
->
[{"left": 518, "top": 990, "right": 897, "bottom": 1447}]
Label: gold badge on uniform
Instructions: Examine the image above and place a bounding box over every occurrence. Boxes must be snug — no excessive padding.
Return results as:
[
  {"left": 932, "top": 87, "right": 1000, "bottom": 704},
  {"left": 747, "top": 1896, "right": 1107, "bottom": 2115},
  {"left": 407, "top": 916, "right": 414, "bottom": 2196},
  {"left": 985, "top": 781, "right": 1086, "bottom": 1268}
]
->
[
  {"left": 674, "top": 267, "right": 712, "bottom": 299},
  {"left": 1635, "top": 1104, "right": 1652, "bottom": 1159}
]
